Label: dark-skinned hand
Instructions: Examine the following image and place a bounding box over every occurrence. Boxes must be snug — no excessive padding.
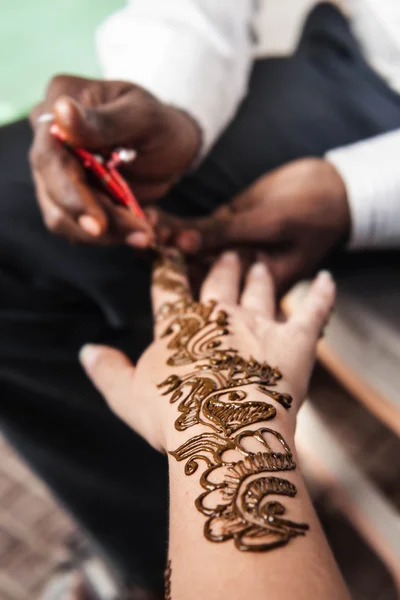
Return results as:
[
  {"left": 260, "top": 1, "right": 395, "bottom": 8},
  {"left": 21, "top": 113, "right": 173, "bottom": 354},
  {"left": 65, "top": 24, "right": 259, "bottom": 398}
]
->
[
  {"left": 152, "top": 158, "right": 350, "bottom": 294},
  {"left": 29, "top": 75, "right": 201, "bottom": 247}
]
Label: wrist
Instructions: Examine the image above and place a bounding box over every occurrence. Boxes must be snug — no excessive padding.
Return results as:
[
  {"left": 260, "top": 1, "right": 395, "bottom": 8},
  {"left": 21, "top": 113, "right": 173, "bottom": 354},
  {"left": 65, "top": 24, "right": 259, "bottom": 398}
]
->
[{"left": 165, "top": 416, "right": 298, "bottom": 472}]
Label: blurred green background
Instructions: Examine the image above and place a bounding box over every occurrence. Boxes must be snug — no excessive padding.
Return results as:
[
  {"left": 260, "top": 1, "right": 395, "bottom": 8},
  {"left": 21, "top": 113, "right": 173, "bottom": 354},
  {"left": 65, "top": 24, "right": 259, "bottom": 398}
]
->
[{"left": 0, "top": 0, "right": 124, "bottom": 125}]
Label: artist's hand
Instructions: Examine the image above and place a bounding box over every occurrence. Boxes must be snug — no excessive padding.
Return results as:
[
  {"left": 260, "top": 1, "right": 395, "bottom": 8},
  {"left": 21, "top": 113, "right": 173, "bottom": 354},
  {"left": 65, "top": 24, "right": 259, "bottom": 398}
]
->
[
  {"left": 80, "top": 252, "right": 335, "bottom": 451},
  {"left": 29, "top": 75, "right": 201, "bottom": 246},
  {"left": 159, "top": 158, "right": 349, "bottom": 293}
]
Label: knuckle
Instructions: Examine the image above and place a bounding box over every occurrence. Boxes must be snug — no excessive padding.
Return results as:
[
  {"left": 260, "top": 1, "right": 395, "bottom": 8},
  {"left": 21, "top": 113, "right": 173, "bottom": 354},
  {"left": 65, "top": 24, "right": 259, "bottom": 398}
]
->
[{"left": 291, "top": 320, "right": 309, "bottom": 339}]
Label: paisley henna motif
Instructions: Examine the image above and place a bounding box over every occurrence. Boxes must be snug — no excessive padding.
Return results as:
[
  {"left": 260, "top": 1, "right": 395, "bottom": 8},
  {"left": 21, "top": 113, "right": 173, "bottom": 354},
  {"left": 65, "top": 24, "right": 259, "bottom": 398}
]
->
[
  {"left": 153, "top": 252, "right": 307, "bottom": 553},
  {"left": 158, "top": 354, "right": 287, "bottom": 435}
]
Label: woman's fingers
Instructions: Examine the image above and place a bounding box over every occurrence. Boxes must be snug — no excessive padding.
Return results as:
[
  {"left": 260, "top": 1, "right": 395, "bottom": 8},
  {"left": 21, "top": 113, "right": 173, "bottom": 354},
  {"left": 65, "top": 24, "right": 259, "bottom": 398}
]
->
[
  {"left": 151, "top": 250, "right": 192, "bottom": 330},
  {"left": 200, "top": 252, "right": 241, "bottom": 305},
  {"left": 240, "top": 255, "right": 275, "bottom": 318},
  {"left": 288, "top": 271, "right": 336, "bottom": 346},
  {"left": 80, "top": 344, "right": 137, "bottom": 421}
]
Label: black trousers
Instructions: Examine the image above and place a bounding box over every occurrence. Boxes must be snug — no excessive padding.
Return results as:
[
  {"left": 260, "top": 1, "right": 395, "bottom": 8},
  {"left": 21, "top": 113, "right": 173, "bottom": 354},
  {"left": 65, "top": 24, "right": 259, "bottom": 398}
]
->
[{"left": 1, "top": 5, "right": 400, "bottom": 593}]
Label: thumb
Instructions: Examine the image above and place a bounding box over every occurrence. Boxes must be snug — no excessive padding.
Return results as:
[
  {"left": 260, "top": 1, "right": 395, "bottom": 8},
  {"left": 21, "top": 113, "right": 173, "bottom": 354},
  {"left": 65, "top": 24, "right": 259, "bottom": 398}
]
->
[
  {"left": 53, "top": 91, "right": 161, "bottom": 149},
  {"left": 79, "top": 344, "right": 137, "bottom": 421},
  {"left": 53, "top": 96, "right": 100, "bottom": 147}
]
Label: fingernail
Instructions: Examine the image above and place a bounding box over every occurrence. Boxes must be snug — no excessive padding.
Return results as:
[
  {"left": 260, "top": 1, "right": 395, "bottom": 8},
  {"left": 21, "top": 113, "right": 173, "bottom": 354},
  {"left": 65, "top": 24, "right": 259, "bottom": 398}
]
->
[
  {"left": 79, "top": 215, "right": 102, "bottom": 236},
  {"left": 53, "top": 97, "right": 71, "bottom": 119},
  {"left": 125, "top": 231, "right": 150, "bottom": 248},
  {"left": 79, "top": 344, "right": 100, "bottom": 367},
  {"left": 54, "top": 96, "right": 83, "bottom": 121},
  {"left": 251, "top": 261, "right": 268, "bottom": 277},
  {"left": 316, "top": 270, "right": 333, "bottom": 286},
  {"left": 221, "top": 251, "right": 238, "bottom": 262}
]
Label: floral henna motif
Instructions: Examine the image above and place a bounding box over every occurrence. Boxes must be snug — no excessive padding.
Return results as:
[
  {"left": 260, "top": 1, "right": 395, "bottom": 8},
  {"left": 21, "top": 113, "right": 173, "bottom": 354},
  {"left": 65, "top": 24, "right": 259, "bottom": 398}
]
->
[
  {"left": 157, "top": 352, "right": 290, "bottom": 435},
  {"left": 171, "top": 428, "right": 308, "bottom": 551},
  {"left": 153, "top": 253, "right": 308, "bottom": 553}
]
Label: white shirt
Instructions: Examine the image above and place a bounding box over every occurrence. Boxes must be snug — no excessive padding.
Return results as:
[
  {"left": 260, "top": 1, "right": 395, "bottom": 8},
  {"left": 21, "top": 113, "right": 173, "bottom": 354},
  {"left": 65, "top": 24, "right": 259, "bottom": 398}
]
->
[{"left": 97, "top": 0, "right": 400, "bottom": 249}]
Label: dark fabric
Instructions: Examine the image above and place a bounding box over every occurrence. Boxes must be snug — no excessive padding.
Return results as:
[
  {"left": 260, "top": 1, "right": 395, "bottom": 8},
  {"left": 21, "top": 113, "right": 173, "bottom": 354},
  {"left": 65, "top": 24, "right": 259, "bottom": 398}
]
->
[{"left": 1, "top": 3, "right": 400, "bottom": 593}]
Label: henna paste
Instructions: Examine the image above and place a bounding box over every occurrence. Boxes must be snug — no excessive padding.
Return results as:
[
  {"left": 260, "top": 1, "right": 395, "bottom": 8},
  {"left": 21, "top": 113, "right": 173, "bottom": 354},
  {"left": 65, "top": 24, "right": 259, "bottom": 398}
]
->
[
  {"left": 153, "top": 252, "right": 308, "bottom": 553},
  {"left": 153, "top": 251, "right": 191, "bottom": 302},
  {"left": 164, "top": 560, "right": 172, "bottom": 600},
  {"left": 172, "top": 428, "right": 307, "bottom": 551}
]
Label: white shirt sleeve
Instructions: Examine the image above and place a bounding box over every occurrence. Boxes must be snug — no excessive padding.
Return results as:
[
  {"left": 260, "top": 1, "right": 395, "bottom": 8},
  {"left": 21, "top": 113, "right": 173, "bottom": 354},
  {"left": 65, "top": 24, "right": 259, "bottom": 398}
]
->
[
  {"left": 96, "top": 0, "right": 255, "bottom": 153},
  {"left": 326, "top": 130, "right": 400, "bottom": 248}
]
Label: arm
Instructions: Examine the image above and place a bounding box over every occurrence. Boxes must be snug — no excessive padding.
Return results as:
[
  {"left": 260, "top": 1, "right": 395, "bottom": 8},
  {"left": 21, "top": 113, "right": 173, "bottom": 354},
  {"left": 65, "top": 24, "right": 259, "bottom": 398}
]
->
[
  {"left": 96, "top": 0, "right": 255, "bottom": 152},
  {"left": 162, "top": 130, "right": 400, "bottom": 293},
  {"left": 326, "top": 129, "right": 400, "bottom": 247},
  {"left": 30, "top": 1, "right": 255, "bottom": 246},
  {"left": 167, "top": 403, "right": 347, "bottom": 599},
  {"left": 80, "top": 251, "right": 350, "bottom": 599}
]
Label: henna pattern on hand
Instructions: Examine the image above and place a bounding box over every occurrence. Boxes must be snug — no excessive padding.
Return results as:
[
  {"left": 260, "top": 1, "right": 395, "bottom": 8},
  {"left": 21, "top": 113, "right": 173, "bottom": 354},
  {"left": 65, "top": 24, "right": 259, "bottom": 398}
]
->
[
  {"left": 154, "top": 252, "right": 308, "bottom": 553},
  {"left": 153, "top": 251, "right": 191, "bottom": 302},
  {"left": 158, "top": 353, "right": 289, "bottom": 435},
  {"left": 160, "top": 300, "right": 230, "bottom": 365},
  {"left": 164, "top": 560, "right": 172, "bottom": 600}
]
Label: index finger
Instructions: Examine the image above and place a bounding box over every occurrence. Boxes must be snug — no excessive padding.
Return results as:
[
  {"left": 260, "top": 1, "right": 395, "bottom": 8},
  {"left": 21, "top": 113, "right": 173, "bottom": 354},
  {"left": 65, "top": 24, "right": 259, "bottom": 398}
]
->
[{"left": 152, "top": 250, "right": 192, "bottom": 336}]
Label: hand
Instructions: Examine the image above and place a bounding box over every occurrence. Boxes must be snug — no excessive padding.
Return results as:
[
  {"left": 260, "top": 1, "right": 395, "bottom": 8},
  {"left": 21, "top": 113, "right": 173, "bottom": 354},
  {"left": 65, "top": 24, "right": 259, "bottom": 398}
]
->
[
  {"left": 29, "top": 75, "right": 201, "bottom": 246},
  {"left": 79, "top": 252, "right": 335, "bottom": 452},
  {"left": 156, "top": 158, "right": 349, "bottom": 293}
]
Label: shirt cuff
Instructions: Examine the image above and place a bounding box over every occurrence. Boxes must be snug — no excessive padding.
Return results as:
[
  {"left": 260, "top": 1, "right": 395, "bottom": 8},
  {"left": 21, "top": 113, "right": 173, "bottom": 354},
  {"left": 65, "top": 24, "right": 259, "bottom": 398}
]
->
[
  {"left": 326, "top": 129, "right": 400, "bottom": 248},
  {"left": 96, "top": 12, "right": 251, "bottom": 155}
]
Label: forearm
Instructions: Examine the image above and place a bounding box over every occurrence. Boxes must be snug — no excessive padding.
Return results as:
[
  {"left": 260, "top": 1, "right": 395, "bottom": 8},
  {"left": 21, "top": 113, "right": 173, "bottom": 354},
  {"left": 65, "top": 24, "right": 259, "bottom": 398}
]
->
[
  {"left": 166, "top": 416, "right": 350, "bottom": 600},
  {"left": 81, "top": 252, "right": 343, "bottom": 598}
]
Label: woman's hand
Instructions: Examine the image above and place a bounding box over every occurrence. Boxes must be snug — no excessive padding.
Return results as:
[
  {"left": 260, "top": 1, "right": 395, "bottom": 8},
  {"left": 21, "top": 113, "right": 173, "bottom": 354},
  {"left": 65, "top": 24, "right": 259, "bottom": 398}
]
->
[
  {"left": 80, "top": 253, "right": 349, "bottom": 597},
  {"left": 80, "top": 251, "right": 335, "bottom": 452}
]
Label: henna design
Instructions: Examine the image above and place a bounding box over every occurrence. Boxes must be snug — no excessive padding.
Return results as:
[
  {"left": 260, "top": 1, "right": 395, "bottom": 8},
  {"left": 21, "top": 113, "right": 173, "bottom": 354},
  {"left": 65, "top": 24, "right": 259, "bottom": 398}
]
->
[
  {"left": 173, "top": 428, "right": 307, "bottom": 551},
  {"left": 158, "top": 305, "right": 292, "bottom": 408},
  {"left": 153, "top": 251, "right": 191, "bottom": 302},
  {"left": 170, "top": 428, "right": 296, "bottom": 474},
  {"left": 164, "top": 560, "right": 172, "bottom": 600},
  {"left": 153, "top": 252, "right": 307, "bottom": 553},
  {"left": 159, "top": 300, "right": 230, "bottom": 365},
  {"left": 153, "top": 271, "right": 191, "bottom": 298},
  {"left": 158, "top": 355, "right": 285, "bottom": 435}
]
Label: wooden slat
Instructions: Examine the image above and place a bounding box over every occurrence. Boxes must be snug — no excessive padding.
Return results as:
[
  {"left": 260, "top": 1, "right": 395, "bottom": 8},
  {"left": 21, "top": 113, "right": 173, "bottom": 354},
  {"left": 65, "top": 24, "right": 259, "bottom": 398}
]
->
[{"left": 296, "top": 403, "right": 400, "bottom": 593}]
